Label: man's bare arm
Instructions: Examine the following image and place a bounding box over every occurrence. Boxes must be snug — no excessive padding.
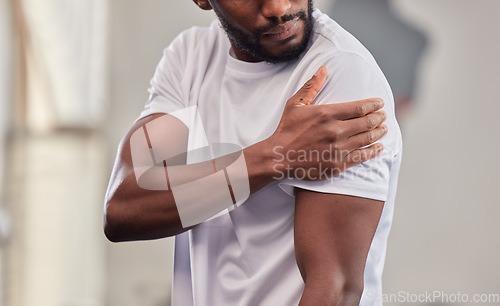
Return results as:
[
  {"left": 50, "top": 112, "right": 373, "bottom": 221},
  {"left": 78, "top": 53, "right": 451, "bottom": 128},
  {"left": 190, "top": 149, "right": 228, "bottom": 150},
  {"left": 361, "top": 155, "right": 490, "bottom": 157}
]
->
[{"left": 294, "top": 190, "right": 383, "bottom": 305}]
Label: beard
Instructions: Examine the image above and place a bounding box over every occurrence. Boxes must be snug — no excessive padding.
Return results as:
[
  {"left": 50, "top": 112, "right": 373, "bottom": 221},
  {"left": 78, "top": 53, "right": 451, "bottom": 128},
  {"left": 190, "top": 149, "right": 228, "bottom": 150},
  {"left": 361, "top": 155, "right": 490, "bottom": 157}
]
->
[{"left": 217, "top": 0, "right": 314, "bottom": 64}]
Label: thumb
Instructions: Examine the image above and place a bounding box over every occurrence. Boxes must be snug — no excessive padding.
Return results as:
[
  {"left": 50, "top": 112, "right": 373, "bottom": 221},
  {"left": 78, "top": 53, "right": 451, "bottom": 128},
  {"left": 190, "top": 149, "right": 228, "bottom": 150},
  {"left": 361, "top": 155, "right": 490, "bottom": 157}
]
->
[{"left": 288, "top": 66, "right": 327, "bottom": 106}]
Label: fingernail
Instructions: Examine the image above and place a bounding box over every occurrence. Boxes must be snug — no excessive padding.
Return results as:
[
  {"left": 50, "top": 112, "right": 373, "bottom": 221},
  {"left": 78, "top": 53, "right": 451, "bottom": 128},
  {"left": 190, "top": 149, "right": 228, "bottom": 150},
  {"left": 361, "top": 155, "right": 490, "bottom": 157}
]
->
[{"left": 314, "top": 66, "right": 323, "bottom": 77}]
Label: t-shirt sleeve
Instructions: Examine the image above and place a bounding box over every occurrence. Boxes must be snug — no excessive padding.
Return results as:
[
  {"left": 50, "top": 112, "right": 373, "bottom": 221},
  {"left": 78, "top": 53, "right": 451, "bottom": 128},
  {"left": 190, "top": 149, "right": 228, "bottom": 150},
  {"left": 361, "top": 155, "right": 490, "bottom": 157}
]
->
[
  {"left": 137, "top": 34, "right": 188, "bottom": 121},
  {"left": 278, "top": 52, "right": 402, "bottom": 202}
]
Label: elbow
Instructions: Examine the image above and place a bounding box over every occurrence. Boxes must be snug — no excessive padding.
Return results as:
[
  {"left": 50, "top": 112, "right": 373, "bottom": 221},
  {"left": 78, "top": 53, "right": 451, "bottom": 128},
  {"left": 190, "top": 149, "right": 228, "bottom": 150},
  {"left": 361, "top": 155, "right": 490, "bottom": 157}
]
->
[
  {"left": 103, "top": 201, "right": 126, "bottom": 243},
  {"left": 337, "top": 280, "right": 364, "bottom": 305},
  {"left": 103, "top": 221, "right": 121, "bottom": 243},
  {"left": 324, "top": 276, "right": 364, "bottom": 306},
  {"left": 103, "top": 197, "right": 182, "bottom": 241},
  {"left": 301, "top": 273, "right": 364, "bottom": 306}
]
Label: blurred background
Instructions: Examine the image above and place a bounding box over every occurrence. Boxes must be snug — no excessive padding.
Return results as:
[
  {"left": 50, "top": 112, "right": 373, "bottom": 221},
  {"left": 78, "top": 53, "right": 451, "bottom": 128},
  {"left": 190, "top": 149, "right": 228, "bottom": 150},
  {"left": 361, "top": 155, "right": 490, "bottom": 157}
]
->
[{"left": 0, "top": 0, "right": 499, "bottom": 305}]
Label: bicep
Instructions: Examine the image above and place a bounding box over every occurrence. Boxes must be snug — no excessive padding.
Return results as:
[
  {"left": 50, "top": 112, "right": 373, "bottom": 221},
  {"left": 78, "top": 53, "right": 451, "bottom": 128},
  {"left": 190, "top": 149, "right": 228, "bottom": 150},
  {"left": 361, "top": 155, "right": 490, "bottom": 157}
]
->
[
  {"left": 108, "top": 113, "right": 189, "bottom": 195},
  {"left": 294, "top": 189, "right": 383, "bottom": 289}
]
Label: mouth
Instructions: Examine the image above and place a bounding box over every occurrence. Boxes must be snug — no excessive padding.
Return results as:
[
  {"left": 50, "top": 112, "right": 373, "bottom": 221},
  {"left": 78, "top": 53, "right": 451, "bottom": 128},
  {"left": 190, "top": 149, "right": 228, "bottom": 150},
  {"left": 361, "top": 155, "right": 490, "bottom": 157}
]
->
[{"left": 262, "top": 18, "right": 300, "bottom": 42}]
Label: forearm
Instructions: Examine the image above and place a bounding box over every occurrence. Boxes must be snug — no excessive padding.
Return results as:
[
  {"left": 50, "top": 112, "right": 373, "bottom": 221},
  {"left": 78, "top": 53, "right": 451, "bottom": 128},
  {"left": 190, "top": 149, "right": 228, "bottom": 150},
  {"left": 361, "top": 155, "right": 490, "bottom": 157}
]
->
[
  {"left": 104, "top": 139, "right": 275, "bottom": 242},
  {"left": 161, "top": 140, "right": 276, "bottom": 193}
]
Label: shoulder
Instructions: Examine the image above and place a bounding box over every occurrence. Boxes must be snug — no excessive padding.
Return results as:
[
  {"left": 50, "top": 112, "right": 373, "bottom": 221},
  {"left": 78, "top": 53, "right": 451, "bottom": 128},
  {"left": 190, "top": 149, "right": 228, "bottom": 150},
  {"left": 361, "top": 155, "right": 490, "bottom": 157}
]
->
[
  {"left": 162, "top": 19, "right": 229, "bottom": 64},
  {"left": 294, "top": 11, "right": 392, "bottom": 107},
  {"left": 301, "top": 11, "right": 401, "bottom": 152},
  {"left": 173, "top": 19, "right": 222, "bottom": 47},
  {"left": 305, "top": 10, "right": 390, "bottom": 91},
  {"left": 310, "top": 9, "right": 369, "bottom": 57}
]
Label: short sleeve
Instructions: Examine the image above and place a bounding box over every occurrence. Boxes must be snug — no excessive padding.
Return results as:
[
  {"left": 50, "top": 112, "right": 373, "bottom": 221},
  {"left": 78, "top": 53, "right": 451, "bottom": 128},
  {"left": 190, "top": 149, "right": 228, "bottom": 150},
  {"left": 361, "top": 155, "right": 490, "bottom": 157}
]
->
[
  {"left": 279, "top": 52, "right": 402, "bottom": 201},
  {"left": 137, "top": 34, "right": 188, "bottom": 121}
]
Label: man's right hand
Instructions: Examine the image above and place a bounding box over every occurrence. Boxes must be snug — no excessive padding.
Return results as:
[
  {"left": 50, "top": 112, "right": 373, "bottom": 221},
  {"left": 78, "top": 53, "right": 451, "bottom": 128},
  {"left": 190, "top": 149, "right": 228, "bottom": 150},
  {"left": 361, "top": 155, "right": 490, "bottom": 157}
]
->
[{"left": 253, "top": 66, "right": 388, "bottom": 182}]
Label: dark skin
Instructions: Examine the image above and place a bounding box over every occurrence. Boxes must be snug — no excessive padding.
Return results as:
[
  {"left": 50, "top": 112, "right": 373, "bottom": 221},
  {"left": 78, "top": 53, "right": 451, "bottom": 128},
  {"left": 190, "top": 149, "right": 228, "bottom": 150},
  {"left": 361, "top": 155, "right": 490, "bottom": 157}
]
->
[
  {"left": 295, "top": 191, "right": 383, "bottom": 305},
  {"left": 197, "top": 0, "right": 309, "bottom": 62},
  {"left": 105, "top": 0, "right": 387, "bottom": 305}
]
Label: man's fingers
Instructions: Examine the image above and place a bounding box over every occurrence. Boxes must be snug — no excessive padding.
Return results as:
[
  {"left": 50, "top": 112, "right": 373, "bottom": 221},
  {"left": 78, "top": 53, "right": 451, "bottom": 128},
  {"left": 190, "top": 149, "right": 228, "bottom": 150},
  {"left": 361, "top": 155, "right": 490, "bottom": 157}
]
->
[
  {"left": 345, "top": 143, "right": 384, "bottom": 168},
  {"left": 340, "top": 110, "right": 386, "bottom": 138},
  {"left": 344, "top": 125, "right": 388, "bottom": 153},
  {"left": 288, "top": 66, "right": 327, "bottom": 106},
  {"left": 324, "top": 98, "right": 384, "bottom": 120}
]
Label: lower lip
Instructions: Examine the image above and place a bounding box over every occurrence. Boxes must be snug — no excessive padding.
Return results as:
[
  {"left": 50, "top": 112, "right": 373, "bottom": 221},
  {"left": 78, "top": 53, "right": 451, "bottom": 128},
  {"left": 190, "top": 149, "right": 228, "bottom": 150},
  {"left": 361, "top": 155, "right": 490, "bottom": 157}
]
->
[{"left": 263, "top": 20, "right": 300, "bottom": 41}]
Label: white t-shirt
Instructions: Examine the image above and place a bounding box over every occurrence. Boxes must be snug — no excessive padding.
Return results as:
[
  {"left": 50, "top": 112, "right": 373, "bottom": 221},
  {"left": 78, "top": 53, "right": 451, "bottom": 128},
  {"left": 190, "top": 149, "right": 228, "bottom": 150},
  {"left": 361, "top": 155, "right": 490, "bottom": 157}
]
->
[{"left": 139, "top": 9, "right": 402, "bottom": 306}]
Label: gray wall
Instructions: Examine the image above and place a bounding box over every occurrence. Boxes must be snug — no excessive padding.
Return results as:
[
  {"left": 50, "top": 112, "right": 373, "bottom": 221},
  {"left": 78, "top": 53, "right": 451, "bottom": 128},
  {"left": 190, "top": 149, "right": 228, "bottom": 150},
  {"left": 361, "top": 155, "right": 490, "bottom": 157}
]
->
[{"left": 385, "top": 0, "right": 500, "bottom": 301}]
